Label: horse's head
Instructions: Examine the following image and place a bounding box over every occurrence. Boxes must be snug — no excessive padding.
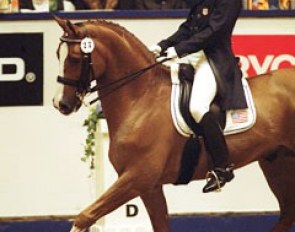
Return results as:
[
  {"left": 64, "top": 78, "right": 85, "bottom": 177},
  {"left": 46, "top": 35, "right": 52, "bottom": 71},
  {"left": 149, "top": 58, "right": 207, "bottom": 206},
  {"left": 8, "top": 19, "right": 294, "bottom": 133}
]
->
[
  {"left": 53, "top": 16, "right": 164, "bottom": 116},
  {"left": 53, "top": 16, "right": 106, "bottom": 115}
]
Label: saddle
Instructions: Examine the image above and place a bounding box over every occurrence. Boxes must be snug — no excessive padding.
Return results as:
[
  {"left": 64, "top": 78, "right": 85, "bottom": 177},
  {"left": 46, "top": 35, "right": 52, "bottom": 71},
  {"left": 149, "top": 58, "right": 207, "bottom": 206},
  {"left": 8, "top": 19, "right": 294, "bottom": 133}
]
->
[
  {"left": 177, "top": 63, "right": 226, "bottom": 135},
  {"left": 171, "top": 63, "right": 257, "bottom": 185},
  {"left": 170, "top": 63, "right": 256, "bottom": 138}
]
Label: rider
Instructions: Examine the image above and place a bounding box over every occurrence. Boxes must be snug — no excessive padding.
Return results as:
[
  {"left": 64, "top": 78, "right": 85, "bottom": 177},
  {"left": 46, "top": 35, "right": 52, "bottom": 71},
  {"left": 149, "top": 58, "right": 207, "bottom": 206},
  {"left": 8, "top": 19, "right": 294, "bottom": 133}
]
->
[{"left": 150, "top": 0, "right": 247, "bottom": 193}]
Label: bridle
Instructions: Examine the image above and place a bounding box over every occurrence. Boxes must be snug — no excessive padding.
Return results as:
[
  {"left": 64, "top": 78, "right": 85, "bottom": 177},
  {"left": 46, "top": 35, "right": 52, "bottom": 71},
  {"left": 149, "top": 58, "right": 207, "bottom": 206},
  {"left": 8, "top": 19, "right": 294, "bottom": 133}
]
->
[
  {"left": 57, "top": 36, "right": 95, "bottom": 104},
  {"left": 57, "top": 36, "right": 171, "bottom": 105}
]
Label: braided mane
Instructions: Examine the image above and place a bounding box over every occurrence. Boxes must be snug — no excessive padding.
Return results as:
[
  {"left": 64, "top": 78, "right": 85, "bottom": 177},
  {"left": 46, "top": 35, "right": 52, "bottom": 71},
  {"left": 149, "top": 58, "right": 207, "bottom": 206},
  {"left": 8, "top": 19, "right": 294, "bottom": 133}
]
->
[
  {"left": 73, "top": 19, "right": 169, "bottom": 83},
  {"left": 78, "top": 19, "right": 153, "bottom": 59}
]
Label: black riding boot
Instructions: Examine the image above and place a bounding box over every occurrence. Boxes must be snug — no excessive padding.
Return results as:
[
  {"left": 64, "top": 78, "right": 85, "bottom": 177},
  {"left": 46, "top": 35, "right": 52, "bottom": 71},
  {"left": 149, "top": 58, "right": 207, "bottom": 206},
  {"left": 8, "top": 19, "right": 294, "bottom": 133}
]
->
[{"left": 199, "top": 112, "right": 234, "bottom": 193}]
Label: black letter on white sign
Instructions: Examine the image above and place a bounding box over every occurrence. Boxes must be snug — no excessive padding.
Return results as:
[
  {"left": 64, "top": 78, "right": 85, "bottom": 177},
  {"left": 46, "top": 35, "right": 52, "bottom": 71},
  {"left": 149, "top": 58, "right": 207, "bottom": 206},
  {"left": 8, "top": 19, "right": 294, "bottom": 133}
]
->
[{"left": 126, "top": 204, "right": 139, "bottom": 217}]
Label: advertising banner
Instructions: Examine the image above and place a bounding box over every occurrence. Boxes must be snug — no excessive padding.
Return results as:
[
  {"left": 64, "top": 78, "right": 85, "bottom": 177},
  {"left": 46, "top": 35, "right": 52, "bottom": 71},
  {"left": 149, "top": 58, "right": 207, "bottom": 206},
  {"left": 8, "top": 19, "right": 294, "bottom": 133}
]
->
[
  {"left": 233, "top": 35, "right": 295, "bottom": 77},
  {"left": 0, "top": 33, "right": 43, "bottom": 106}
]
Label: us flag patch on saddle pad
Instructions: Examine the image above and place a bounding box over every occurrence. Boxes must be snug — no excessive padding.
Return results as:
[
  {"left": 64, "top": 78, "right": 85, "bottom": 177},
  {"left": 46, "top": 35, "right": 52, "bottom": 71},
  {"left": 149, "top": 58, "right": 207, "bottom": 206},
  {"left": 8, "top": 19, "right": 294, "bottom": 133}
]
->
[{"left": 230, "top": 109, "right": 249, "bottom": 124}]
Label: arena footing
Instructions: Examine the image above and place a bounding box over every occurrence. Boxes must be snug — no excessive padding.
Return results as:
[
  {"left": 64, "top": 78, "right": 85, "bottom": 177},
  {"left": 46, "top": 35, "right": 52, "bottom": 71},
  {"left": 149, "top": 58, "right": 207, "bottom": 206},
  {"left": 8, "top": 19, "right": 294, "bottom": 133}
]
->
[
  {"left": 0, "top": 213, "right": 295, "bottom": 232},
  {"left": 170, "top": 213, "right": 295, "bottom": 232}
]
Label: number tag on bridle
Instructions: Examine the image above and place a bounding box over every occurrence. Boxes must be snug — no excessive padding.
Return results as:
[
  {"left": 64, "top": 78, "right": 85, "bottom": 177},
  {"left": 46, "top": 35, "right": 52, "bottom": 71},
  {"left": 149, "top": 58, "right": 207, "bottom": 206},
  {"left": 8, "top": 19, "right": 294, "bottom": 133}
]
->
[{"left": 80, "top": 37, "right": 95, "bottom": 54}]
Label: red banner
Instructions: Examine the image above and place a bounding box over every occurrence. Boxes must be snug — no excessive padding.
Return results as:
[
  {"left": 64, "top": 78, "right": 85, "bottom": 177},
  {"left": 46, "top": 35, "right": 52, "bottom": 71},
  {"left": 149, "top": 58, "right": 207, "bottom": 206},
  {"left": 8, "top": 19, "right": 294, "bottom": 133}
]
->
[{"left": 232, "top": 35, "right": 295, "bottom": 77}]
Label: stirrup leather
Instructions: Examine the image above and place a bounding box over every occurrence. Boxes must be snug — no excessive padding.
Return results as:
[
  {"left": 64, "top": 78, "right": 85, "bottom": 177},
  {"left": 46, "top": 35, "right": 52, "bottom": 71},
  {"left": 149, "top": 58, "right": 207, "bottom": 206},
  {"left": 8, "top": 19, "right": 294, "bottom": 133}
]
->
[{"left": 205, "top": 170, "right": 222, "bottom": 192}]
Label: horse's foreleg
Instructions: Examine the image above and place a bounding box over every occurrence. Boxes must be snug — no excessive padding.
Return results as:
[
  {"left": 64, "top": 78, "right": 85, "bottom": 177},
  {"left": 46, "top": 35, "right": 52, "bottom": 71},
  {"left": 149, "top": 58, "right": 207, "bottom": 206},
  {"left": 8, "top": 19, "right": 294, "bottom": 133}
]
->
[
  {"left": 72, "top": 172, "right": 141, "bottom": 230},
  {"left": 259, "top": 146, "right": 295, "bottom": 232},
  {"left": 140, "top": 186, "right": 170, "bottom": 232}
]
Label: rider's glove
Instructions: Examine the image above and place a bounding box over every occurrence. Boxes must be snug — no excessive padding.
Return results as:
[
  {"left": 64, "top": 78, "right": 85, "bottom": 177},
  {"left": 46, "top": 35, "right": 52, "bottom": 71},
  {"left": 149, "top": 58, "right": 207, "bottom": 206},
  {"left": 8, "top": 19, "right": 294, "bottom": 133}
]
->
[
  {"left": 165, "top": 47, "right": 178, "bottom": 59},
  {"left": 148, "top": 44, "right": 162, "bottom": 57}
]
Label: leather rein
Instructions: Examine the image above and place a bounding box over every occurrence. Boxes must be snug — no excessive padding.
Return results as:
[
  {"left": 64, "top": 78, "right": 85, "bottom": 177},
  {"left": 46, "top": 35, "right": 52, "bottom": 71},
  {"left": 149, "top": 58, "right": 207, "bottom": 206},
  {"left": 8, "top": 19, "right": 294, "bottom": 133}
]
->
[{"left": 57, "top": 36, "right": 170, "bottom": 105}]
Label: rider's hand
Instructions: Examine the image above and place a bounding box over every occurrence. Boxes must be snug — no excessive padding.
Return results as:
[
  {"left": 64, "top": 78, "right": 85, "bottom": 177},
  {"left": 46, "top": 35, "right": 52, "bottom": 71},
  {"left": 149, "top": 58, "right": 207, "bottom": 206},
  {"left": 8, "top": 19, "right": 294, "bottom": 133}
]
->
[
  {"left": 165, "top": 47, "right": 178, "bottom": 59},
  {"left": 148, "top": 44, "right": 162, "bottom": 57}
]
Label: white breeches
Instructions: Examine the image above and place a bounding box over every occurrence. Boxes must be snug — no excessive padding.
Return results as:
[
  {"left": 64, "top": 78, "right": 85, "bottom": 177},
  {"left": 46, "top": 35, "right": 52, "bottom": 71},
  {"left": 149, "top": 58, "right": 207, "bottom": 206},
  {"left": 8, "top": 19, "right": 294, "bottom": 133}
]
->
[{"left": 187, "top": 51, "right": 217, "bottom": 123}]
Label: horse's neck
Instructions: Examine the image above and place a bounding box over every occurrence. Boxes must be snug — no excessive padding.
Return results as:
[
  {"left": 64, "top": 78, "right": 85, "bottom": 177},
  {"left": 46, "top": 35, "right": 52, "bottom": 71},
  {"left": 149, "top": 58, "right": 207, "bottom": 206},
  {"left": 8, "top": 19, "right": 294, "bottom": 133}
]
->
[
  {"left": 98, "top": 32, "right": 168, "bottom": 133},
  {"left": 102, "top": 67, "right": 170, "bottom": 136}
]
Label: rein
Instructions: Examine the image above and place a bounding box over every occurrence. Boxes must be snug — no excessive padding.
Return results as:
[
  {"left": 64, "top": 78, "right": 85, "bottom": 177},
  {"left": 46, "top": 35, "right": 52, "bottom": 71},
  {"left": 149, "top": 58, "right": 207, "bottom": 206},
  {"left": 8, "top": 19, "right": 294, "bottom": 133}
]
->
[
  {"left": 58, "top": 35, "right": 171, "bottom": 105},
  {"left": 89, "top": 57, "right": 171, "bottom": 104}
]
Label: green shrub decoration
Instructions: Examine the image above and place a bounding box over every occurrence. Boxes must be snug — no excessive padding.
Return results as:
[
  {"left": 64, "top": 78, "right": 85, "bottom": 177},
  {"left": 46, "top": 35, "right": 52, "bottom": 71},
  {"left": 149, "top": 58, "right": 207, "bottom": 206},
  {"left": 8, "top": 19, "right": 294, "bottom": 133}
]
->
[{"left": 82, "top": 106, "right": 104, "bottom": 169}]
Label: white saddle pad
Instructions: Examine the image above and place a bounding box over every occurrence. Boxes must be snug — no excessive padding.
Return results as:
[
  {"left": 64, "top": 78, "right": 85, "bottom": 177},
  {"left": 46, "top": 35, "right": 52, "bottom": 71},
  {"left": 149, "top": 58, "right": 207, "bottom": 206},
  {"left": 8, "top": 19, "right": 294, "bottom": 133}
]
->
[{"left": 170, "top": 63, "right": 257, "bottom": 137}]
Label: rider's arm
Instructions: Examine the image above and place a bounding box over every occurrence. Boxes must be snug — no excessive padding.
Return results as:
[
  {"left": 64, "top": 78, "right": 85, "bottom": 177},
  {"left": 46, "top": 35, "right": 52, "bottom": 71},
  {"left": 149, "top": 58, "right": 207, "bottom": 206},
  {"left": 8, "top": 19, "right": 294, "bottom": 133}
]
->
[
  {"left": 174, "top": 0, "right": 240, "bottom": 57},
  {"left": 157, "top": 20, "right": 192, "bottom": 52}
]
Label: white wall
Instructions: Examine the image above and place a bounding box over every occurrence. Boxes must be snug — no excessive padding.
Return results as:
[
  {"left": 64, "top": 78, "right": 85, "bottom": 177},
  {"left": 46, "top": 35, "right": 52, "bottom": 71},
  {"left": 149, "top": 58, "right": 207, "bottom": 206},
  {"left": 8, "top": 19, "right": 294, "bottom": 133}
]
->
[
  {"left": 0, "top": 20, "right": 94, "bottom": 217},
  {"left": 0, "top": 17, "right": 294, "bottom": 219}
]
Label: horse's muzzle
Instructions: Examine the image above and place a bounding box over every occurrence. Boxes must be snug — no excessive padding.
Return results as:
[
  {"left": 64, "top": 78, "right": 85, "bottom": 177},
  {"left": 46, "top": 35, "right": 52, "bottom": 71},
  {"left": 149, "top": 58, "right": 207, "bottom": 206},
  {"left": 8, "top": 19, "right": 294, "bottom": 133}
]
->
[{"left": 53, "top": 98, "right": 82, "bottom": 115}]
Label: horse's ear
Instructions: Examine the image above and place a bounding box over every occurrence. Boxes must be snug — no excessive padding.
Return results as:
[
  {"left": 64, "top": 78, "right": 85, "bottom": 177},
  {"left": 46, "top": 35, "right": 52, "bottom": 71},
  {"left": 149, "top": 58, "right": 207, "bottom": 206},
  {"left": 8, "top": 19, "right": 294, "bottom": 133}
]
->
[
  {"left": 53, "top": 15, "right": 68, "bottom": 31},
  {"left": 53, "top": 15, "right": 82, "bottom": 37}
]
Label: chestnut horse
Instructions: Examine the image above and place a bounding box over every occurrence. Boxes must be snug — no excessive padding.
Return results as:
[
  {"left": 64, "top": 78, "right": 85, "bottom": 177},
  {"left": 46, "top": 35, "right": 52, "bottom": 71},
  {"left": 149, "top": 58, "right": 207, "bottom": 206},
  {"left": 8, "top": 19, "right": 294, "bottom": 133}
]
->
[{"left": 53, "top": 17, "right": 295, "bottom": 232}]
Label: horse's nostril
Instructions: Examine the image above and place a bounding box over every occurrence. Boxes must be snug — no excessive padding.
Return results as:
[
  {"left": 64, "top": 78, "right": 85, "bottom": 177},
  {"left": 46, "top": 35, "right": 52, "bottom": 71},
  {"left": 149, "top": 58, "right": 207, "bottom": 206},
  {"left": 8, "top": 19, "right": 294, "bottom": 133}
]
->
[{"left": 59, "top": 101, "right": 72, "bottom": 115}]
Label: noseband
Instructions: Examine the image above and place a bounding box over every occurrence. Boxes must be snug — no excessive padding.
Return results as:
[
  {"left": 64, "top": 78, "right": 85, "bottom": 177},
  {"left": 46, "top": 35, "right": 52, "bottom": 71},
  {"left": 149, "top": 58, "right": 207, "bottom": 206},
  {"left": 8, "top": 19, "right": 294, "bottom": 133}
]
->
[{"left": 57, "top": 35, "right": 171, "bottom": 105}]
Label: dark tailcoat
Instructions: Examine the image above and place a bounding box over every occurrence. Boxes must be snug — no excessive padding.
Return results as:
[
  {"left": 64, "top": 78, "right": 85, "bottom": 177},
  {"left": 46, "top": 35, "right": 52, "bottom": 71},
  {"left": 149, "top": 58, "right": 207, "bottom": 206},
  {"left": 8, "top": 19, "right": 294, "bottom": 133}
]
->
[{"left": 158, "top": 0, "right": 247, "bottom": 110}]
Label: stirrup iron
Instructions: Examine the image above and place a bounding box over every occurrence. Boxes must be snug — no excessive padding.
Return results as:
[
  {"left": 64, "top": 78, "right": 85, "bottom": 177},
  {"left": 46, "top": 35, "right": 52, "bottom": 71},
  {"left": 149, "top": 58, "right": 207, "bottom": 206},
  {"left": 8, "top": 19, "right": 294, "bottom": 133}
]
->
[{"left": 205, "top": 170, "right": 222, "bottom": 192}]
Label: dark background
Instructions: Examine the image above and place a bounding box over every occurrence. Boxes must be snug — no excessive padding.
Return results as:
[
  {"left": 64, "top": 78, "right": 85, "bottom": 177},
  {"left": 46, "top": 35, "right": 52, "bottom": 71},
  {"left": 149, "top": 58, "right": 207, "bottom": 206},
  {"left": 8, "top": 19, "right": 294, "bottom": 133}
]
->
[{"left": 0, "top": 33, "right": 43, "bottom": 106}]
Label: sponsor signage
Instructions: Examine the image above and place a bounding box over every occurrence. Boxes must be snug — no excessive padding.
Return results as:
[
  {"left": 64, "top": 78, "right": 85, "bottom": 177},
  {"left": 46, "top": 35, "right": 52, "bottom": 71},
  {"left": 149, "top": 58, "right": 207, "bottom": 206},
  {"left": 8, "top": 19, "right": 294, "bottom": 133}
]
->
[
  {"left": 0, "top": 33, "right": 43, "bottom": 106},
  {"left": 233, "top": 35, "right": 295, "bottom": 77}
]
